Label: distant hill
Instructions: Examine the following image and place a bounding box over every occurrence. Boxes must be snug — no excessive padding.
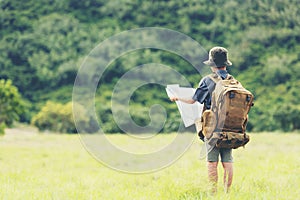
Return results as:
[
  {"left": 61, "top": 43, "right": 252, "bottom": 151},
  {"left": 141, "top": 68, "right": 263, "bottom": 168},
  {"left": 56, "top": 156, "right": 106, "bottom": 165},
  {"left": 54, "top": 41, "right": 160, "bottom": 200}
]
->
[{"left": 1, "top": 0, "right": 299, "bottom": 132}]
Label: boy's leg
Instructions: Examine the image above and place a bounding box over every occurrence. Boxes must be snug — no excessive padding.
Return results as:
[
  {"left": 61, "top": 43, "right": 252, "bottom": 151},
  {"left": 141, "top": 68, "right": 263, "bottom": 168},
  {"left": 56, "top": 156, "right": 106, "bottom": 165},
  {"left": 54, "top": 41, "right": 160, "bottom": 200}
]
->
[
  {"left": 207, "top": 161, "right": 218, "bottom": 193},
  {"left": 207, "top": 147, "right": 220, "bottom": 193},
  {"left": 222, "top": 162, "right": 233, "bottom": 192},
  {"left": 220, "top": 148, "right": 233, "bottom": 192}
]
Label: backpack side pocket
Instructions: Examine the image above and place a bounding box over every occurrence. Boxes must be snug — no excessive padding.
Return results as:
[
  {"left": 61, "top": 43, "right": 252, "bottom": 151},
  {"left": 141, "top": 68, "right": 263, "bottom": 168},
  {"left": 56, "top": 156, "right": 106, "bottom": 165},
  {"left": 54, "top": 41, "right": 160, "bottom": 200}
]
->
[{"left": 202, "top": 110, "right": 217, "bottom": 139}]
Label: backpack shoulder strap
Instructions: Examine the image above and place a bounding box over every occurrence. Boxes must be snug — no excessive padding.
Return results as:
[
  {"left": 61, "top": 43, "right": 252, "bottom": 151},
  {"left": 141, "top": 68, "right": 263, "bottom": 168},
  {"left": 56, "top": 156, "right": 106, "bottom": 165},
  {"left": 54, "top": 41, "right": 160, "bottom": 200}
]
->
[
  {"left": 209, "top": 73, "right": 234, "bottom": 82},
  {"left": 208, "top": 73, "right": 221, "bottom": 83},
  {"left": 226, "top": 74, "right": 234, "bottom": 80}
]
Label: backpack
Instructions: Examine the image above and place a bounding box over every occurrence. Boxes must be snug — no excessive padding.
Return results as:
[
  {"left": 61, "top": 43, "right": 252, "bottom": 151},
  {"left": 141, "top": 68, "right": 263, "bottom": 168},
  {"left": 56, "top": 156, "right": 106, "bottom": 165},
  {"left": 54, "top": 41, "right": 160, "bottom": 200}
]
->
[{"left": 196, "top": 73, "right": 254, "bottom": 149}]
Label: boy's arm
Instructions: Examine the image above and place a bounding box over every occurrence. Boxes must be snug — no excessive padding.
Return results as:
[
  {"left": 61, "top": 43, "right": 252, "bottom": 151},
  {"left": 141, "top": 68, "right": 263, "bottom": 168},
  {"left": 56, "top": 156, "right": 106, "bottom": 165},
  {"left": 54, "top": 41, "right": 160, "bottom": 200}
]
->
[{"left": 170, "top": 97, "right": 196, "bottom": 104}]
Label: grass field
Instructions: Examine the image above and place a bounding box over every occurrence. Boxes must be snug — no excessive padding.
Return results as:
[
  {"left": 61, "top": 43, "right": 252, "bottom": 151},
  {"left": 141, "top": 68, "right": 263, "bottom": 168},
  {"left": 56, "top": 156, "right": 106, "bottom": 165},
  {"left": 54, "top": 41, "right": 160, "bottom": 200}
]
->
[{"left": 0, "top": 128, "right": 299, "bottom": 200}]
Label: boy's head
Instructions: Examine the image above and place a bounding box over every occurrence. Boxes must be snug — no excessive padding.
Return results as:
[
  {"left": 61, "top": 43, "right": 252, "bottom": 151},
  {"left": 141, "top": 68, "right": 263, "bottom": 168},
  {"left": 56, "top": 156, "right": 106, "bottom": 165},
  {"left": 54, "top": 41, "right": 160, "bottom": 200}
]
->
[{"left": 204, "top": 47, "right": 232, "bottom": 68}]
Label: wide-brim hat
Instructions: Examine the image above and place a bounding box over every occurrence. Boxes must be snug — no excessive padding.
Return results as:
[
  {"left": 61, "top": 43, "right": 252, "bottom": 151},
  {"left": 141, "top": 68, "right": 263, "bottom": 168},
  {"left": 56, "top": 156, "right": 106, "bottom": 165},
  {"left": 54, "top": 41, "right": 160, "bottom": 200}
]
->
[{"left": 203, "top": 46, "right": 232, "bottom": 67}]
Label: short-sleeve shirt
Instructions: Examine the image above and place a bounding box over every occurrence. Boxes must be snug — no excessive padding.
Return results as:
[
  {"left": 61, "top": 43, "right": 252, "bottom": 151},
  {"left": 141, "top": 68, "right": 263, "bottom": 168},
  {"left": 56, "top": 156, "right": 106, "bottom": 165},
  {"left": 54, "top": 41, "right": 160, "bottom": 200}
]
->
[{"left": 192, "top": 70, "right": 229, "bottom": 109}]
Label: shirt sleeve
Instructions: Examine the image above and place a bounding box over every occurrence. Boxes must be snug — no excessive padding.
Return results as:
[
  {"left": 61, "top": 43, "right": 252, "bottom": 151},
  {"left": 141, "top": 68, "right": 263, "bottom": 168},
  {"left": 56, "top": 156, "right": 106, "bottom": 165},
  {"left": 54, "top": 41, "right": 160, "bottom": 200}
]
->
[{"left": 192, "top": 79, "right": 209, "bottom": 104}]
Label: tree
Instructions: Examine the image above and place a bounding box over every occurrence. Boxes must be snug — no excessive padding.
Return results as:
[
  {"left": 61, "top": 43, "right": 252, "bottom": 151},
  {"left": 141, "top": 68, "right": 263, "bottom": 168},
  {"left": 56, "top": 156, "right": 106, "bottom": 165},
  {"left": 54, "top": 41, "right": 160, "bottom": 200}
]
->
[
  {"left": 1, "top": 0, "right": 300, "bottom": 133},
  {"left": 0, "top": 79, "right": 24, "bottom": 134},
  {"left": 273, "top": 105, "right": 300, "bottom": 132}
]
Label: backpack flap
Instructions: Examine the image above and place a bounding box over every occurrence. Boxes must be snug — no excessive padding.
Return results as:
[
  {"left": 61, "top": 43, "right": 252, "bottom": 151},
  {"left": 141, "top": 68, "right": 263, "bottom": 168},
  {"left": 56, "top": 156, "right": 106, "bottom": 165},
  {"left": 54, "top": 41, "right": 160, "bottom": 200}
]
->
[
  {"left": 211, "top": 75, "right": 254, "bottom": 133},
  {"left": 218, "top": 89, "right": 254, "bottom": 132}
]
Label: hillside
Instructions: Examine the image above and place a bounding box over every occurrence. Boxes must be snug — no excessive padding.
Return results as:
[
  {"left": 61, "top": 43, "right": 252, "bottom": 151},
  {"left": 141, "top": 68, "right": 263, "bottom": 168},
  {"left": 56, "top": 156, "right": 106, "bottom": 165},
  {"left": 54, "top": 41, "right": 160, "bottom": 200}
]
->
[{"left": 1, "top": 0, "right": 299, "bottom": 132}]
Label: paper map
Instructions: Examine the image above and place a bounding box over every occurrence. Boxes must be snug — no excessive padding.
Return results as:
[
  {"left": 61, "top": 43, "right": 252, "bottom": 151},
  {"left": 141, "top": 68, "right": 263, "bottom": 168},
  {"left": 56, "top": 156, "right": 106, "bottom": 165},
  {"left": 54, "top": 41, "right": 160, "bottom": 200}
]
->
[{"left": 166, "top": 84, "right": 204, "bottom": 127}]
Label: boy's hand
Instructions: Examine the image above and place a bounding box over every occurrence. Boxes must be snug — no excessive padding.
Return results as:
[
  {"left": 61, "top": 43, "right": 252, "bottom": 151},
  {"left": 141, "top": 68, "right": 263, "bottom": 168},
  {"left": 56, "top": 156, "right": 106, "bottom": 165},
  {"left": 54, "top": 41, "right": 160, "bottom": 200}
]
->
[{"left": 170, "top": 97, "right": 178, "bottom": 101}]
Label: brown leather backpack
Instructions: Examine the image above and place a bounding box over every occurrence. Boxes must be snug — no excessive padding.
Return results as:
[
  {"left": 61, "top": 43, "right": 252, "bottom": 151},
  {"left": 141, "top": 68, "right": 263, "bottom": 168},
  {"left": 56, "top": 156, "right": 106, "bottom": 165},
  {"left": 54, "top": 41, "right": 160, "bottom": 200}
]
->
[{"left": 197, "top": 73, "right": 254, "bottom": 149}]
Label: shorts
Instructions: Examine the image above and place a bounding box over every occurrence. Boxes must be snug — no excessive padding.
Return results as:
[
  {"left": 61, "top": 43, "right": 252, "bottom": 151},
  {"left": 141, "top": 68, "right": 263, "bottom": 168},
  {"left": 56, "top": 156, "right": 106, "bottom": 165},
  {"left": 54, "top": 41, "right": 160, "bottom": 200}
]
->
[{"left": 207, "top": 147, "right": 233, "bottom": 163}]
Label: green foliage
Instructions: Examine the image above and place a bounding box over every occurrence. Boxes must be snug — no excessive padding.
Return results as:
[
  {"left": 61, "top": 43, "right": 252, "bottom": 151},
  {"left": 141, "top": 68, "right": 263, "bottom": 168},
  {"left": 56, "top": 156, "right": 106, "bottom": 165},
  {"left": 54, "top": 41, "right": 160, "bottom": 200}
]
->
[
  {"left": 273, "top": 105, "right": 300, "bottom": 132},
  {"left": 31, "top": 101, "right": 78, "bottom": 133},
  {"left": 1, "top": 0, "right": 300, "bottom": 132},
  {"left": 96, "top": 83, "right": 182, "bottom": 133},
  {"left": 0, "top": 79, "right": 24, "bottom": 129},
  {"left": 0, "top": 123, "right": 5, "bottom": 135}
]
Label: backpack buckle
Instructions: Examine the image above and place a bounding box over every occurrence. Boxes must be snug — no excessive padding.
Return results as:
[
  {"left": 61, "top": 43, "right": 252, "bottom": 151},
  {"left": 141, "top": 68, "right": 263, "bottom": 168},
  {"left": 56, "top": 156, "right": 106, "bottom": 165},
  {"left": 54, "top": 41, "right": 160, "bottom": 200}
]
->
[
  {"left": 246, "top": 95, "right": 251, "bottom": 102},
  {"left": 229, "top": 92, "right": 235, "bottom": 99}
]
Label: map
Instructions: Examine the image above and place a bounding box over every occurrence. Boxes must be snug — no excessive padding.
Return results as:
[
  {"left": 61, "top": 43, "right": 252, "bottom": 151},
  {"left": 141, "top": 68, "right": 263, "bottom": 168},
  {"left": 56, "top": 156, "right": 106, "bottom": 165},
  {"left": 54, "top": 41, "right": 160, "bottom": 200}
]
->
[{"left": 165, "top": 84, "right": 204, "bottom": 127}]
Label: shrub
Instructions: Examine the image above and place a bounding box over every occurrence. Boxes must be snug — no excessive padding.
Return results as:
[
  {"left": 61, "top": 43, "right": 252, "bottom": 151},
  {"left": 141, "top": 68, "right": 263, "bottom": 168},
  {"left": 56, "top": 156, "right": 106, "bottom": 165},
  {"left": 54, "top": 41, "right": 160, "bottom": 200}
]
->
[
  {"left": 0, "top": 79, "right": 25, "bottom": 133},
  {"left": 0, "top": 123, "right": 6, "bottom": 135},
  {"left": 32, "top": 101, "right": 82, "bottom": 133}
]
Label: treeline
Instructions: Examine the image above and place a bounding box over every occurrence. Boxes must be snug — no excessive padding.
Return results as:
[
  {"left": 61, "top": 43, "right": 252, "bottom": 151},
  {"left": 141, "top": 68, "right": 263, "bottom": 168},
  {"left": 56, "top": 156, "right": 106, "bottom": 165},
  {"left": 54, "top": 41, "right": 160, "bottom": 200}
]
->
[{"left": 0, "top": 0, "right": 299, "bottom": 133}]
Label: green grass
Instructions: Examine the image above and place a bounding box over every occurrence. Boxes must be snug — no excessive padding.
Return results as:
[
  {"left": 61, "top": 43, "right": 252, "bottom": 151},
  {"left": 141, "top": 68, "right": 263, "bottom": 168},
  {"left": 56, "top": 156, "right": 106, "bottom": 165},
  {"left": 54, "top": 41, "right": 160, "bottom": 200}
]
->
[{"left": 0, "top": 131, "right": 299, "bottom": 200}]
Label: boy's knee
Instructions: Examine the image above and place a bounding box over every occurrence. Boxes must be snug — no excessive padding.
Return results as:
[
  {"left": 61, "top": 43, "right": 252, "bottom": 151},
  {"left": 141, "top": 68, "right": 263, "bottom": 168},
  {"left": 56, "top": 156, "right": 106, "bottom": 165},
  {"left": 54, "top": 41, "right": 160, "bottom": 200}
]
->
[{"left": 207, "top": 162, "right": 218, "bottom": 173}]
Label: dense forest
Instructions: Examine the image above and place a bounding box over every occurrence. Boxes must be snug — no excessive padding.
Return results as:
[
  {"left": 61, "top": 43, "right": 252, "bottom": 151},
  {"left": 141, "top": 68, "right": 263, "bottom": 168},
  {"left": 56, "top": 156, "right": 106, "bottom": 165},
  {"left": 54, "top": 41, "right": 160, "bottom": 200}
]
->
[{"left": 1, "top": 0, "right": 299, "bottom": 133}]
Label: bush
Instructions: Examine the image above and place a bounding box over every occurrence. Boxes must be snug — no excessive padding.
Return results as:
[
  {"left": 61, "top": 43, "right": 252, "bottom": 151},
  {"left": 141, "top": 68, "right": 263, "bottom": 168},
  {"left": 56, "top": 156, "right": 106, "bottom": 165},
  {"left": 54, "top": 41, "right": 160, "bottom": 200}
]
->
[
  {"left": 0, "top": 79, "right": 25, "bottom": 132},
  {"left": 0, "top": 123, "right": 6, "bottom": 135},
  {"left": 32, "top": 101, "right": 80, "bottom": 133}
]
